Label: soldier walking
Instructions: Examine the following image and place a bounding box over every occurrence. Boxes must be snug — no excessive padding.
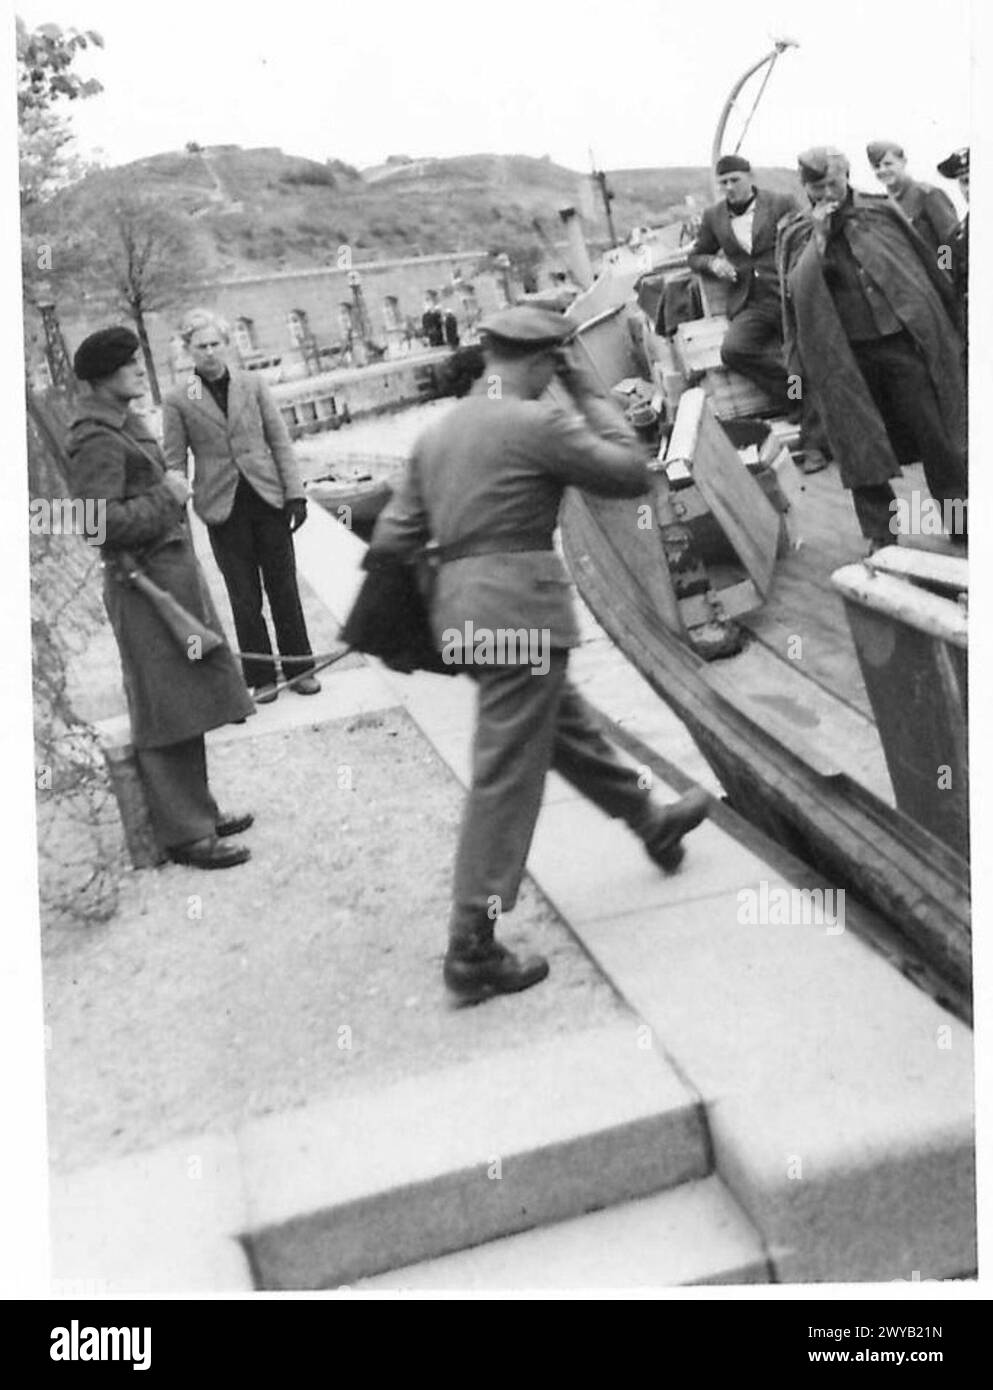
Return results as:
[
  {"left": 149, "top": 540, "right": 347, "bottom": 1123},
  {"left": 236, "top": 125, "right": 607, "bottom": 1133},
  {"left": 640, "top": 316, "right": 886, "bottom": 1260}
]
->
[{"left": 369, "top": 307, "right": 709, "bottom": 1004}]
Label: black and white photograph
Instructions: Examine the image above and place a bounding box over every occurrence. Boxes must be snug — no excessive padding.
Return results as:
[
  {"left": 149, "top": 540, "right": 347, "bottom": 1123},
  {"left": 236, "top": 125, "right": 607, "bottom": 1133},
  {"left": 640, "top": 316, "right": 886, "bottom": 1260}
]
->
[{"left": 2, "top": 0, "right": 989, "bottom": 1318}]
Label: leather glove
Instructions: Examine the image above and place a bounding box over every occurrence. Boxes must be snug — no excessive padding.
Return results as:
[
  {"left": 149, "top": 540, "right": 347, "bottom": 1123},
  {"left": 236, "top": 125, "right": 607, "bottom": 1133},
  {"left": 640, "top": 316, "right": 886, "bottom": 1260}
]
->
[{"left": 285, "top": 497, "right": 308, "bottom": 532}]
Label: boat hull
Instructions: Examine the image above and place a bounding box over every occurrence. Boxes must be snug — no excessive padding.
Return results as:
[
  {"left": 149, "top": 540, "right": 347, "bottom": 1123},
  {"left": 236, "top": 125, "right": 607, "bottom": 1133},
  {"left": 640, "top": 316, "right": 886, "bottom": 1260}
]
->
[{"left": 560, "top": 486, "right": 971, "bottom": 1002}]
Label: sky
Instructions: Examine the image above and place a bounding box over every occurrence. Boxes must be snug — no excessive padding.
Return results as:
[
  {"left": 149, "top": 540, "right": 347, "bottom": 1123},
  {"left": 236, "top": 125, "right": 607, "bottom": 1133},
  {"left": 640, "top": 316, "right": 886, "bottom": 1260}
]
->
[{"left": 9, "top": 0, "right": 977, "bottom": 200}]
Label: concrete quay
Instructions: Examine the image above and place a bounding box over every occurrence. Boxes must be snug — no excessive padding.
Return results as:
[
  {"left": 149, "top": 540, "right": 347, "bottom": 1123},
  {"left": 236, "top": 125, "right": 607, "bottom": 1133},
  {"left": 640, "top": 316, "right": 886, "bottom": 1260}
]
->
[{"left": 53, "top": 502, "right": 975, "bottom": 1292}]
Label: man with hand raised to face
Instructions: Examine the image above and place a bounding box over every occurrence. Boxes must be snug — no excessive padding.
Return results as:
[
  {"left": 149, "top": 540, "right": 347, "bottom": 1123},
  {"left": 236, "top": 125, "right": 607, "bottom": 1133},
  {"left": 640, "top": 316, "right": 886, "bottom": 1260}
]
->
[{"left": 369, "top": 307, "right": 710, "bottom": 1006}]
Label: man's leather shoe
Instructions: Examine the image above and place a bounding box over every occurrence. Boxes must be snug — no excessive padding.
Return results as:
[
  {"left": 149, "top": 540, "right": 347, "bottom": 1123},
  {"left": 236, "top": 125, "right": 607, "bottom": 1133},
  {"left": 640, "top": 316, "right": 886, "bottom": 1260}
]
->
[
  {"left": 169, "top": 836, "right": 251, "bottom": 869},
  {"left": 798, "top": 449, "right": 829, "bottom": 475},
  {"left": 443, "top": 943, "right": 549, "bottom": 1005},
  {"left": 641, "top": 787, "right": 710, "bottom": 872},
  {"left": 216, "top": 811, "right": 254, "bottom": 838},
  {"left": 291, "top": 674, "right": 321, "bottom": 695},
  {"left": 252, "top": 683, "right": 278, "bottom": 704}
]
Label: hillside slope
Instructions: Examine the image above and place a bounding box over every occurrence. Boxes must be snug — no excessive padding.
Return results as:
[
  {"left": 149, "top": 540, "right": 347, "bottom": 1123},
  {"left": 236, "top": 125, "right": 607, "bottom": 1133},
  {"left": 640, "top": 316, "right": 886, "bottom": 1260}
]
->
[{"left": 44, "top": 146, "right": 801, "bottom": 281}]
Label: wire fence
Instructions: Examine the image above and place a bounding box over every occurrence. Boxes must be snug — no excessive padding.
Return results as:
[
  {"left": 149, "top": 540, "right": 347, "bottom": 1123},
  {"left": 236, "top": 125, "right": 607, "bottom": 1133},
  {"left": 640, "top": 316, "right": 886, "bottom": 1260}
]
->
[{"left": 28, "top": 391, "right": 125, "bottom": 928}]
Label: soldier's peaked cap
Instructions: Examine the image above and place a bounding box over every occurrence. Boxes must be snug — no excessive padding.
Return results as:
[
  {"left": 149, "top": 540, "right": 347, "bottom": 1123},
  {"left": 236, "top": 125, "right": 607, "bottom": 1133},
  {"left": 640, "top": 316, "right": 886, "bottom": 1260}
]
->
[
  {"left": 937, "top": 147, "right": 969, "bottom": 179},
  {"left": 479, "top": 306, "right": 575, "bottom": 347}
]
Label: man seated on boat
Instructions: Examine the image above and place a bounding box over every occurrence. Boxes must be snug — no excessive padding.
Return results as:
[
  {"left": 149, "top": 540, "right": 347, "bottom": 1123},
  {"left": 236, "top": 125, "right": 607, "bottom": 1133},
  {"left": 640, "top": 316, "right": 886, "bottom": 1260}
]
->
[
  {"left": 777, "top": 147, "right": 967, "bottom": 552},
  {"left": 367, "top": 306, "right": 709, "bottom": 1005},
  {"left": 866, "top": 140, "right": 959, "bottom": 261},
  {"left": 687, "top": 157, "right": 801, "bottom": 416}
]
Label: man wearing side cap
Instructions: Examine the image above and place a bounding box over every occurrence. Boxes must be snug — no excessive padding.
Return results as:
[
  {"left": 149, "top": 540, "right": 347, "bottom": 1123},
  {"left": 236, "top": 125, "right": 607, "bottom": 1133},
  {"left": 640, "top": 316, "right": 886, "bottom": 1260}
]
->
[
  {"left": 65, "top": 327, "right": 256, "bottom": 869},
  {"left": 777, "top": 147, "right": 967, "bottom": 549},
  {"left": 369, "top": 306, "right": 710, "bottom": 1004},
  {"left": 866, "top": 140, "right": 959, "bottom": 259},
  {"left": 688, "top": 155, "right": 800, "bottom": 417}
]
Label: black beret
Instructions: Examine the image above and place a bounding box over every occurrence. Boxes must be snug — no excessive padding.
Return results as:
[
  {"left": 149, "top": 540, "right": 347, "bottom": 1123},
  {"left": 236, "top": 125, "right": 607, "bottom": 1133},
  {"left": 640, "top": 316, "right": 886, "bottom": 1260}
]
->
[
  {"left": 937, "top": 147, "right": 969, "bottom": 180},
  {"left": 715, "top": 154, "right": 751, "bottom": 176},
  {"left": 73, "top": 327, "right": 141, "bottom": 382},
  {"left": 478, "top": 306, "right": 575, "bottom": 347}
]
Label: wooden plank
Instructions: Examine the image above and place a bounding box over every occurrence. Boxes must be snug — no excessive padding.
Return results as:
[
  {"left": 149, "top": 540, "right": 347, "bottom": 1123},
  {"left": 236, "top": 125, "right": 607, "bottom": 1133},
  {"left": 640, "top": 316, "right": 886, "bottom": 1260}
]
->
[
  {"left": 701, "top": 645, "right": 893, "bottom": 799},
  {"left": 674, "top": 391, "right": 780, "bottom": 598},
  {"left": 866, "top": 545, "right": 969, "bottom": 596},
  {"left": 832, "top": 565, "right": 968, "bottom": 648}
]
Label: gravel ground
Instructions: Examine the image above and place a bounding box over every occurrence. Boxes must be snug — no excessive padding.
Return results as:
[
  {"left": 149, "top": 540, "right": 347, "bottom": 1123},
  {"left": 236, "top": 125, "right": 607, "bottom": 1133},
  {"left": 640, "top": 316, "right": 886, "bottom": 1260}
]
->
[{"left": 42, "top": 705, "right": 630, "bottom": 1173}]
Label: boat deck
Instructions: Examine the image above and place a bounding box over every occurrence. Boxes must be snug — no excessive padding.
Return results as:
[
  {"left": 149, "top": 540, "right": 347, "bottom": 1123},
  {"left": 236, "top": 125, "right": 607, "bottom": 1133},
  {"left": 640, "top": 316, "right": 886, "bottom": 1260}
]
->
[{"left": 692, "top": 459, "right": 946, "bottom": 810}]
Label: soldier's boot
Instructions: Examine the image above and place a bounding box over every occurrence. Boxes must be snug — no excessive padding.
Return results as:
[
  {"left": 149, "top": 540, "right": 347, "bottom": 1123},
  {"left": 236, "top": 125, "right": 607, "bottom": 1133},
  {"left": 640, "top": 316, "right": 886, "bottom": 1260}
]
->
[
  {"left": 443, "top": 912, "right": 549, "bottom": 1006},
  {"left": 635, "top": 787, "right": 710, "bottom": 872}
]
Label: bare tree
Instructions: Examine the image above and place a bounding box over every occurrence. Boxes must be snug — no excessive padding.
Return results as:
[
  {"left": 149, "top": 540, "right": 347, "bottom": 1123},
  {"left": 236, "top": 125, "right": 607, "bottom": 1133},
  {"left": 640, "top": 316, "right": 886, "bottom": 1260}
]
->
[{"left": 63, "top": 181, "right": 208, "bottom": 403}]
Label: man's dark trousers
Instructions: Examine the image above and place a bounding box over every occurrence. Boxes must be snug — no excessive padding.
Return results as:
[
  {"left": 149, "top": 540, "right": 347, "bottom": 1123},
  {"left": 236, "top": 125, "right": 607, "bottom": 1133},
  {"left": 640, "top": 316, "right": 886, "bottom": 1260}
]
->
[
  {"left": 450, "top": 651, "right": 655, "bottom": 942},
  {"left": 720, "top": 285, "right": 791, "bottom": 409},
  {"left": 848, "top": 332, "right": 968, "bottom": 540},
  {"left": 207, "top": 475, "right": 314, "bottom": 688}
]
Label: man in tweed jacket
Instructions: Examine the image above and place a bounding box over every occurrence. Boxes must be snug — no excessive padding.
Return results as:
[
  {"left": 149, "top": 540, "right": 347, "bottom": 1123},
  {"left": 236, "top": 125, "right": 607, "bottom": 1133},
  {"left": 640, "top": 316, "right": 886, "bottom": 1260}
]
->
[{"left": 163, "top": 309, "right": 320, "bottom": 702}]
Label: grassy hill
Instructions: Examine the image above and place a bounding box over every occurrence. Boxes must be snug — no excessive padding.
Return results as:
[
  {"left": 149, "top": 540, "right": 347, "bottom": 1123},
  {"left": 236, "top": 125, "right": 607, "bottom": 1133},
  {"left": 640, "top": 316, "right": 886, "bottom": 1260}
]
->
[{"left": 44, "top": 146, "right": 802, "bottom": 281}]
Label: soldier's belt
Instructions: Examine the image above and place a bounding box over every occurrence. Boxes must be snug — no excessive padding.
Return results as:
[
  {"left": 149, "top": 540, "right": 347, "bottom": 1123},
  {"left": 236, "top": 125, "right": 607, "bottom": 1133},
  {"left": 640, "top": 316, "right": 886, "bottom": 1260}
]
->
[{"left": 427, "top": 533, "right": 554, "bottom": 566}]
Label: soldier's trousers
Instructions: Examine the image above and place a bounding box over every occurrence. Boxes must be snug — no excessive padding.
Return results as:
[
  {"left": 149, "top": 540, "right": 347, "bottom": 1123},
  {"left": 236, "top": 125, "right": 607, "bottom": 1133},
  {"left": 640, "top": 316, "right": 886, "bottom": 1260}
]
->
[
  {"left": 450, "top": 651, "right": 655, "bottom": 941},
  {"left": 848, "top": 332, "right": 968, "bottom": 540},
  {"left": 136, "top": 736, "right": 220, "bottom": 851}
]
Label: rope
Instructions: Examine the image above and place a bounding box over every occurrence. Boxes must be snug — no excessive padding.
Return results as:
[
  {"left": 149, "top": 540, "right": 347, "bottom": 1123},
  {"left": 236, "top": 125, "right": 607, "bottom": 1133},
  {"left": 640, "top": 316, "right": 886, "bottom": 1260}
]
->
[
  {"left": 732, "top": 51, "right": 780, "bottom": 155},
  {"left": 227, "top": 643, "right": 354, "bottom": 693}
]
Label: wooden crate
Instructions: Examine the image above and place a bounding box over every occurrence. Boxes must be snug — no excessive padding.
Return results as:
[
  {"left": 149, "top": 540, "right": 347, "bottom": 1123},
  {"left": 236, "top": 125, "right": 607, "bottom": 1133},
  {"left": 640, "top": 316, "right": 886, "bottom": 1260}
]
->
[
  {"left": 673, "top": 316, "right": 729, "bottom": 374},
  {"left": 701, "top": 365, "right": 776, "bottom": 421}
]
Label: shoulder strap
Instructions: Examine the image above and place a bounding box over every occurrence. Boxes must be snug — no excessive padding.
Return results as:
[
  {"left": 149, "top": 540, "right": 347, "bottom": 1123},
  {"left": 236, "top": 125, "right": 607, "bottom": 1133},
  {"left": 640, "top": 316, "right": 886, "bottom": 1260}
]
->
[{"left": 92, "top": 421, "right": 167, "bottom": 473}]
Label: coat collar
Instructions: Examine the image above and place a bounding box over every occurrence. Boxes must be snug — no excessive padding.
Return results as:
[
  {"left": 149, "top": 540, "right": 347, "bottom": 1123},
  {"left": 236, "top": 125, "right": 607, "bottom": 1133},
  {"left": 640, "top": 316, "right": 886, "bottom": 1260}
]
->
[{"left": 71, "top": 396, "right": 130, "bottom": 430}]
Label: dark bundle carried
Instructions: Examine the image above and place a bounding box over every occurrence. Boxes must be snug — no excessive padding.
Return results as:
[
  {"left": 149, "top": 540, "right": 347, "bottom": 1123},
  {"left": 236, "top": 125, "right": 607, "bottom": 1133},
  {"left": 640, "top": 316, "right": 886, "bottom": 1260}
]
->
[{"left": 340, "top": 550, "right": 455, "bottom": 676}]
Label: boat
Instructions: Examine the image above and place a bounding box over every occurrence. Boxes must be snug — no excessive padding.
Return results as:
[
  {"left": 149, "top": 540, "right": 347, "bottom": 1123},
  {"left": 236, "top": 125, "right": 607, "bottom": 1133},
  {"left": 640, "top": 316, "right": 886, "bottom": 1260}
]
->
[
  {"left": 555, "top": 46, "right": 970, "bottom": 1011},
  {"left": 305, "top": 465, "right": 395, "bottom": 527}
]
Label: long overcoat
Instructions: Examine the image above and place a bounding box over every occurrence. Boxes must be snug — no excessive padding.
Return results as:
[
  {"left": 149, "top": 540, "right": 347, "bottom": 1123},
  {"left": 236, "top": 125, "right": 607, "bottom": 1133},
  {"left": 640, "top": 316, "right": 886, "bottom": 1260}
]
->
[
  {"left": 777, "top": 191, "right": 966, "bottom": 490},
  {"left": 66, "top": 399, "right": 254, "bottom": 748}
]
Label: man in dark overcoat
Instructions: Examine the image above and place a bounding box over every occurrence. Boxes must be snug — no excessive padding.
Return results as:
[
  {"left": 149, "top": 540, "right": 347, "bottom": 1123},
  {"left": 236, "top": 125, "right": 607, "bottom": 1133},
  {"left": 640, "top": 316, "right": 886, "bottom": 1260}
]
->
[
  {"left": 66, "top": 328, "right": 256, "bottom": 869},
  {"left": 777, "top": 147, "right": 967, "bottom": 547},
  {"left": 369, "top": 307, "right": 709, "bottom": 1005},
  {"left": 688, "top": 154, "right": 800, "bottom": 412}
]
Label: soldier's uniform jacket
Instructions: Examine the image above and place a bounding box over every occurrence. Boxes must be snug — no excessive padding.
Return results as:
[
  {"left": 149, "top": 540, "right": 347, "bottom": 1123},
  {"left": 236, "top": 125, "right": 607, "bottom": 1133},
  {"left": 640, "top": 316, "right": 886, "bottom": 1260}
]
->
[
  {"left": 891, "top": 179, "right": 960, "bottom": 257},
  {"left": 161, "top": 369, "right": 304, "bottom": 526},
  {"left": 65, "top": 400, "right": 254, "bottom": 748},
  {"left": 369, "top": 389, "right": 648, "bottom": 649}
]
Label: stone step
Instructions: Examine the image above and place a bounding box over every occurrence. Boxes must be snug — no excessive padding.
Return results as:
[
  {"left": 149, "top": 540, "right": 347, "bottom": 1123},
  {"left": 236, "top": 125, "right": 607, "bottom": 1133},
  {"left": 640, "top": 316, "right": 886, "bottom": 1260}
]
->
[
  {"left": 357, "top": 1175, "right": 770, "bottom": 1290},
  {"left": 239, "top": 1023, "right": 710, "bottom": 1289}
]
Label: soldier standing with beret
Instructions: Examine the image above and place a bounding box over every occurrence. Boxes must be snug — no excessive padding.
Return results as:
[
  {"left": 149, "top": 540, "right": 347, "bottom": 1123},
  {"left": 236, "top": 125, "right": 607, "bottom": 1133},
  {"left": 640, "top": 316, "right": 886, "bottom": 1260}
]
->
[
  {"left": 65, "top": 327, "right": 256, "bottom": 869},
  {"left": 369, "top": 306, "right": 709, "bottom": 1004}
]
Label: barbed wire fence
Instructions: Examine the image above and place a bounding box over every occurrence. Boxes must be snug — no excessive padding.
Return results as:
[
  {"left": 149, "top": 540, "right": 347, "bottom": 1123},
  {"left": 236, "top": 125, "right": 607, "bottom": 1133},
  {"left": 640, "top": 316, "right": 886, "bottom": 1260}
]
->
[{"left": 28, "top": 389, "right": 125, "bottom": 928}]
